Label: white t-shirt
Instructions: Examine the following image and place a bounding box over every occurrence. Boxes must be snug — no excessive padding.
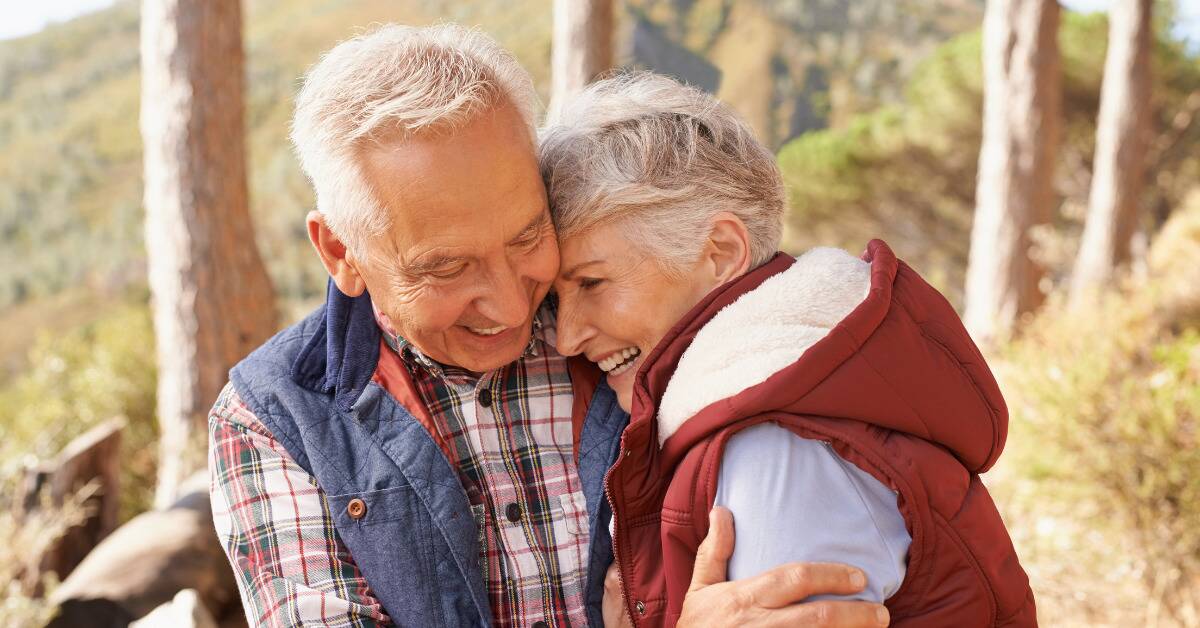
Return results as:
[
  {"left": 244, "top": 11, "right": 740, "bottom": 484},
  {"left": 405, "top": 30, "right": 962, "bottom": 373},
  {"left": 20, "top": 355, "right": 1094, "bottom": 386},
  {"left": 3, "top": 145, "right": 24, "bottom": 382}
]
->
[{"left": 713, "top": 422, "right": 911, "bottom": 602}]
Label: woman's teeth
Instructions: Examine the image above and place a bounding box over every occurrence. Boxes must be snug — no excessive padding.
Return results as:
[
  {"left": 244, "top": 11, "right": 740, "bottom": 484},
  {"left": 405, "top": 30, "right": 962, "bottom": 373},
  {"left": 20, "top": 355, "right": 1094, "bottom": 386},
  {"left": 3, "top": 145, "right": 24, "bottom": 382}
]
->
[
  {"left": 468, "top": 325, "right": 507, "bottom": 336},
  {"left": 599, "top": 347, "right": 641, "bottom": 375}
]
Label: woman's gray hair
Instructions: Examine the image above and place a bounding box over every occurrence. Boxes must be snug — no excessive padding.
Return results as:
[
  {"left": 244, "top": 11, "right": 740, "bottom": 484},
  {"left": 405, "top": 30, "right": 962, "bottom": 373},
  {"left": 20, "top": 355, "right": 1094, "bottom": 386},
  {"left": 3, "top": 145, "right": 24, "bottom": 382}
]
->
[
  {"left": 291, "top": 23, "right": 538, "bottom": 258},
  {"left": 539, "top": 72, "right": 785, "bottom": 273}
]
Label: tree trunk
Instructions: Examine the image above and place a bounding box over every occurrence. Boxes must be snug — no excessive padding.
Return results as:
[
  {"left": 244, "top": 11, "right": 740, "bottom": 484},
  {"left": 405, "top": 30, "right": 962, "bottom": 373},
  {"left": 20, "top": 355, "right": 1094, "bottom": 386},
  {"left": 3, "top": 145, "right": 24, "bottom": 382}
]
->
[
  {"left": 547, "top": 0, "right": 615, "bottom": 123},
  {"left": 140, "top": 0, "right": 277, "bottom": 508},
  {"left": 963, "top": 0, "right": 1061, "bottom": 346},
  {"left": 1070, "top": 0, "right": 1153, "bottom": 304}
]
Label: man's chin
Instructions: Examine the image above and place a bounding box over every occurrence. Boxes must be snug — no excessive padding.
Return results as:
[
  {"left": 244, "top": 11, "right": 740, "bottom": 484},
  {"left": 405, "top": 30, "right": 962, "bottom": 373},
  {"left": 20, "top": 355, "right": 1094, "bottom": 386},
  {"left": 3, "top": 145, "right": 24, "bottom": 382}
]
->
[{"left": 449, "top": 326, "right": 531, "bottom": 372}]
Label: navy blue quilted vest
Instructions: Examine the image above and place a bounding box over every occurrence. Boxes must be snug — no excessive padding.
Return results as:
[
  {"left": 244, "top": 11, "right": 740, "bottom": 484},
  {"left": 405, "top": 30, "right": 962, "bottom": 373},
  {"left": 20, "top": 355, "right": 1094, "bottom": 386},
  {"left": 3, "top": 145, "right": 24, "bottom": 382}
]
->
[{"left": 230, "top": 282, "right": 629, "bottom": 626}]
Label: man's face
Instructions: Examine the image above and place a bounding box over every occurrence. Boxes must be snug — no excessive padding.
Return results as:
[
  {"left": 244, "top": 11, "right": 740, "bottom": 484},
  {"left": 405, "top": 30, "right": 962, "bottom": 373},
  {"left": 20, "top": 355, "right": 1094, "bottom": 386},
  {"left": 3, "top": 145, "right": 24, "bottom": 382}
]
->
[{"left": 350, "top": 103, "right": 559, "bottom": 372}]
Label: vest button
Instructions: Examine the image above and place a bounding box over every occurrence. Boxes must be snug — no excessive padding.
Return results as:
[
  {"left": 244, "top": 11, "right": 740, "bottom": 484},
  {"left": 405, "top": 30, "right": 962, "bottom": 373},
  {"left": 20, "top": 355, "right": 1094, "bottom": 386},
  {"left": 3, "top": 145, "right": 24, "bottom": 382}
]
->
[
  {"left": 478, "top": 389, "right": 493, "bottom": 408},
  {"left": 347, "top": 498, "right": 367, "bottom": 520},
  {"left": 505, "top": 502, "right": 521, "bottom": 523},
  {"left": 636, "top": 600, "right": 646, "bottom": 615}
]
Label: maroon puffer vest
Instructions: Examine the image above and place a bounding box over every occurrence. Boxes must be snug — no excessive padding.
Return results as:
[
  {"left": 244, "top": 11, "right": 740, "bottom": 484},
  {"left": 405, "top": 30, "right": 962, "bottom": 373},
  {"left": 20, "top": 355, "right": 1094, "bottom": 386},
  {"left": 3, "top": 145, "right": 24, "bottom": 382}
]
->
[{"left": 603, "top": 241, "right": 1036, "bottom": 627}]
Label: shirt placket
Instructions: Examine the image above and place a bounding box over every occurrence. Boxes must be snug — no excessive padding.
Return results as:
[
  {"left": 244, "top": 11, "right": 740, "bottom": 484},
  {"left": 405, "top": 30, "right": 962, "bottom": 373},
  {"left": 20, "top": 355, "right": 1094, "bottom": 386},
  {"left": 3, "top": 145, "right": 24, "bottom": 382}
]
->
[{"left": 377, "top": 305, "right": 583, "bottom": 627}]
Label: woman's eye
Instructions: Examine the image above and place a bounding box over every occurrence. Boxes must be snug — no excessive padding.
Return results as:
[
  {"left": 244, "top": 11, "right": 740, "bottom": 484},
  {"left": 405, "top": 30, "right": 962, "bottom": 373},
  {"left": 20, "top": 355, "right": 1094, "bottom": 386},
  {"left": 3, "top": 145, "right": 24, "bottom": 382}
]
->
[{"left": 579, "top": 277, "right": 604, "bottom": 290}]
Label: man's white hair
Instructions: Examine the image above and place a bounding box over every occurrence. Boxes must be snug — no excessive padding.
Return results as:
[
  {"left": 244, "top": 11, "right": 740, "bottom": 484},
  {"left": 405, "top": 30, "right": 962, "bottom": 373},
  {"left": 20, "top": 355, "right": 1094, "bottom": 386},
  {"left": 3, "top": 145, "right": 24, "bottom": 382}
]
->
[
  {"left": 539, "top": 72, "right": 785, "bottom": 274},
  {"left": 291, "top": 23, "right": 539, "bottom": 258}
]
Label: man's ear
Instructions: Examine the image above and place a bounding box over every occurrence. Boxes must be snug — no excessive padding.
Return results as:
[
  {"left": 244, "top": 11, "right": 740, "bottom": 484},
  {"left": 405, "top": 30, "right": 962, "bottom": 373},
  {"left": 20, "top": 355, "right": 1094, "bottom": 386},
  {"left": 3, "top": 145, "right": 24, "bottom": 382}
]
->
[
  {"left": 701, "top": 212, "right": 752, "bottom": 285},
  {"left": 306, "top": 210, "right": 367, "bottom": 297}
]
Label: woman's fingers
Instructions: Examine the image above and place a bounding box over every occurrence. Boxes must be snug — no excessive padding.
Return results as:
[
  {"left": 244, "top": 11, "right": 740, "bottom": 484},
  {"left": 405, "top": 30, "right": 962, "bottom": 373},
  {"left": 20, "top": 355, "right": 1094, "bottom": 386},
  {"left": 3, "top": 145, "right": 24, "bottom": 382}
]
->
[
  {"left": 602, "top": 564, "right": 634, "bottom": 628},
  {"left": 605, "top": 563, "right": 622, "bottom": 594}
]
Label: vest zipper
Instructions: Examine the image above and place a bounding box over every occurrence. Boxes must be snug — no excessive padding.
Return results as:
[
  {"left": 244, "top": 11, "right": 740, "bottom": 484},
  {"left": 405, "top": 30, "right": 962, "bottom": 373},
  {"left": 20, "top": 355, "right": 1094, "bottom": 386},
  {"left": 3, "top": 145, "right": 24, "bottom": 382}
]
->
[{"left": 604, "top": 454, "right": 638, "bottom": 627}]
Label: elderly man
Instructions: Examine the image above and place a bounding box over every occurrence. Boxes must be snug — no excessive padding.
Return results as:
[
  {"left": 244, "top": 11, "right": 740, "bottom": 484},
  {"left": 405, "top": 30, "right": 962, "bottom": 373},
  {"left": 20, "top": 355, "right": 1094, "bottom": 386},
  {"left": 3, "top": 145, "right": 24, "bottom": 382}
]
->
[{"left": 208, "top": 24, "right": 888, "bottom": 628}]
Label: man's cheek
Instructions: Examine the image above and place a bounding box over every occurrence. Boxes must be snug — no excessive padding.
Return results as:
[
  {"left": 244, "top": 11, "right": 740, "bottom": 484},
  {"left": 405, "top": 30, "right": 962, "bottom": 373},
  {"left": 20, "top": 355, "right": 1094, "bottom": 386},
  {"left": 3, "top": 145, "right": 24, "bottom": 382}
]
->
[
  {"left": 390, "top": 280, "right": 431, "bottom": 306},
  {"left": 525, "top": 239, "right": 561, "bottom": 284},
  {"left": 424, "top": 299, "right": 474, "bottom": 332}
]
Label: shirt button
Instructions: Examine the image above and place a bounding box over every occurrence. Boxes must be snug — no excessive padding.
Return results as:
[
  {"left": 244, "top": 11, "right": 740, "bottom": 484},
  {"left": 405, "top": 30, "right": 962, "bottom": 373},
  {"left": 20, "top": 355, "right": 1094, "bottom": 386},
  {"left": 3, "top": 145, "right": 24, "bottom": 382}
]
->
[
  {"left": 636, "top": 600, "right": 646, "bottom": 615},
  {"left": 347, "top": 498, "right": 367, "bottom": 520},
  {"left": 532, "top": 622, "right": 549, "bottom": 628},
  {"left": 505, "top": 502, "right": 521, "bottom": 523},
  {"left": 478, "top": 389, "right": 493, "bottom": 408}
]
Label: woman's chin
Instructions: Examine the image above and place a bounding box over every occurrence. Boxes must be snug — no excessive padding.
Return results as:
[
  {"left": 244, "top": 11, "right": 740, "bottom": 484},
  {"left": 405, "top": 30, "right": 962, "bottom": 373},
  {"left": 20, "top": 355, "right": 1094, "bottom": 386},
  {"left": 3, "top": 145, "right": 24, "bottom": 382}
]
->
[
  {"left": 605, "top": 367, "right": 636, "bottom": 413},
  {"left": 604, "top": 355, "right": 643, "bottom": 415},
  {"left": 614, "top": 390, "right": 633, "bottom": 413}
]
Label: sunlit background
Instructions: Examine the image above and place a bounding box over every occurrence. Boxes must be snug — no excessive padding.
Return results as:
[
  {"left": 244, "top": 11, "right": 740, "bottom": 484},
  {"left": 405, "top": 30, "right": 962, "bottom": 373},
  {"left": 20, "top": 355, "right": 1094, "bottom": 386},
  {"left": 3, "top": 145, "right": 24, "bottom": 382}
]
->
[{"left": 1, "top": 1, "right": 1197, "bottom": 626}]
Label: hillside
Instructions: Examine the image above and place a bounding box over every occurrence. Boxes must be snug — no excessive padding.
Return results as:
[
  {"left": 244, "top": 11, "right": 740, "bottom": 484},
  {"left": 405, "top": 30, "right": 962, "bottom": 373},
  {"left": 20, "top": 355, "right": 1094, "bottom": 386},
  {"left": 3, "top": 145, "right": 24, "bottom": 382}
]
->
[
  {"left": 0, "top": 0, "right": 982, "bottom": 353},
  {"left": 630, "top": 0, "right": 983, "bottom": 146}
]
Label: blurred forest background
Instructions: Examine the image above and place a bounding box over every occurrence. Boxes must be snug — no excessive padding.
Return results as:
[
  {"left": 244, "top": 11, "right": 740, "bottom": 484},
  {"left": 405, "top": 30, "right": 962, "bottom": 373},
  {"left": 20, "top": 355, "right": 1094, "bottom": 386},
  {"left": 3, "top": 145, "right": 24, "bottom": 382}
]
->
[{"left": 0, "top": 0, "right": 1197, "bottom": 626}]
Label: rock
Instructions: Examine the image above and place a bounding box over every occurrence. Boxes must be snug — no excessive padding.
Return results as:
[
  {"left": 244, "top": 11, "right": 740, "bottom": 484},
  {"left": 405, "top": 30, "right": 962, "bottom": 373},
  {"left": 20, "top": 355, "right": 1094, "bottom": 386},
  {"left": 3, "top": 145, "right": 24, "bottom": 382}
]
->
[
  {"left": 129, "top": 589, "right": 218, "bottom": 628},
  {"left": 46, "top": 472, "right": 238, "bottom": 628}
]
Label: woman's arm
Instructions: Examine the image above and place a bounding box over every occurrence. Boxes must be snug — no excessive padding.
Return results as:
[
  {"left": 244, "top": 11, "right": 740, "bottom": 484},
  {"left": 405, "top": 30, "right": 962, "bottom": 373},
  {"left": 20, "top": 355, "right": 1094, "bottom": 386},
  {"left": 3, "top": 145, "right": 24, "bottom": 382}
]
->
[{"left": 713, "top": 422, "right": 910, "bottom": 602}]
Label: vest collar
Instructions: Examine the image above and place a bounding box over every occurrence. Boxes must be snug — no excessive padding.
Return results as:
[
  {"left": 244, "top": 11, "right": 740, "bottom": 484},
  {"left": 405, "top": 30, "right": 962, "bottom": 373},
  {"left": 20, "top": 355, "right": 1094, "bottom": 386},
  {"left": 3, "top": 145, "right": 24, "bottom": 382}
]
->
[{"left": 290, "top": 279, "right": 382, "bottom": 413}]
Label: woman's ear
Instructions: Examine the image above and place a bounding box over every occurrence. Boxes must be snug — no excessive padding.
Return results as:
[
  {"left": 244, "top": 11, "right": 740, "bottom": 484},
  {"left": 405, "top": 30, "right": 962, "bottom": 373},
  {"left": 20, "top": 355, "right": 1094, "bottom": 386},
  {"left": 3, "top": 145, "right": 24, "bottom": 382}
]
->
[
  {"left": 306, "top": 210, "right": 367, "bottom": 297},
  {"left": 702, "top": 212, "right": 753, "bottom": 284}
]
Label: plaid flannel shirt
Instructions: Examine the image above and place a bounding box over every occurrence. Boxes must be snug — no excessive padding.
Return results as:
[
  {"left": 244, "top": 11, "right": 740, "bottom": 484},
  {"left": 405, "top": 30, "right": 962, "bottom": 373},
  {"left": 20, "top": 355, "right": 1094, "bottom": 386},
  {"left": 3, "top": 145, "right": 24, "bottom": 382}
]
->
[{"left": 209, "top": 305, "right": 590, "bottom": 627}]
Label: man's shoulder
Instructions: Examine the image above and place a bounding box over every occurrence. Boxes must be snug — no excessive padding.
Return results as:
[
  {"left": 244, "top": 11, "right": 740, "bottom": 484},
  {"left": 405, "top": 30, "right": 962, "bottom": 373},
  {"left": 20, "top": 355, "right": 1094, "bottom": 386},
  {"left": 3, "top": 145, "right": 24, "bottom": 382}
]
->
[
  {"left": 210, "top": 381, "right": 274, "bottom": 439},
  {"left": 234, "top": 305, "right": 327, "bottom": 383},
  {"left": 248, "top": 305, "right": 326, "bottom": 361}
]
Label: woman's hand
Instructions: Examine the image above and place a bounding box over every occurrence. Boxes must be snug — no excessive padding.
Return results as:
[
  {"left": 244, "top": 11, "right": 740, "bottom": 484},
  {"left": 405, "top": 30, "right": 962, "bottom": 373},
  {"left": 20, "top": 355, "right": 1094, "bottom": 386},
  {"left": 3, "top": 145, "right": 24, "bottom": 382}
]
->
[{"left": 603, "top": 563, "right": 635, "bottom": 628}]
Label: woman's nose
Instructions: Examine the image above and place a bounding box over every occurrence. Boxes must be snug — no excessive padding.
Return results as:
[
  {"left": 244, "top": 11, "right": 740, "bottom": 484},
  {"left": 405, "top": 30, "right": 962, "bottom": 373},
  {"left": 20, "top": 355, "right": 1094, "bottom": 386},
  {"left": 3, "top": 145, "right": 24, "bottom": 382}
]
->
[{"left": 554, "top": 293, "right": 593, "bottom": 357}]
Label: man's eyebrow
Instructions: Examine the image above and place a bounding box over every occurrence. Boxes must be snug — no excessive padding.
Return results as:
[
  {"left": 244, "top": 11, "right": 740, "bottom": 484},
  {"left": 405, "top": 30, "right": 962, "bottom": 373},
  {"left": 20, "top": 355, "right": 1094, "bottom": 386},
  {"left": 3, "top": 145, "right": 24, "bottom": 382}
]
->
[
  {"left": 508, "top": 211, "right": 551, "bottom": 244},
  {"left": 561, "top": 260, "right": 603, "bottom": 280}
]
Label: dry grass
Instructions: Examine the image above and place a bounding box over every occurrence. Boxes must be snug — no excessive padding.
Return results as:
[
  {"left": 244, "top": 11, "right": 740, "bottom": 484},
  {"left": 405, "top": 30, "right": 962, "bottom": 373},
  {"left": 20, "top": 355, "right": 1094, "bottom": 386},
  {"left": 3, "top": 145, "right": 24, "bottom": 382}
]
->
[
  {"left": 988, "top": 196, "right": 1200, "bottom": 627},
  {"left": 0, "top": 470, "right": 96, "bottom": 627}
]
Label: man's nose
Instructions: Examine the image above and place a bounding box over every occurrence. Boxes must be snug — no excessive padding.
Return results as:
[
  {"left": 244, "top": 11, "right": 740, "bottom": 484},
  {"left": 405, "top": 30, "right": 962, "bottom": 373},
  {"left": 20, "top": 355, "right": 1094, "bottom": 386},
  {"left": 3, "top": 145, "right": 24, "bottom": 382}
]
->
[
  {"left": 554, "top": 292, "right": 593, "bottom": 357},
  {"left": 477, "top": 262, "right": 530, "bottom": 327}
]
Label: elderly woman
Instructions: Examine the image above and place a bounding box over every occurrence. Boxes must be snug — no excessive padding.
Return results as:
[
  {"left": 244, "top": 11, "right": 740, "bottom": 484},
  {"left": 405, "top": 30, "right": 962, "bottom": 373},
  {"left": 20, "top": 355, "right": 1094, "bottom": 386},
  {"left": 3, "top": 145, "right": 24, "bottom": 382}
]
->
[{"left": 539, "top": 73, "right": 1037, "bottom": 628}]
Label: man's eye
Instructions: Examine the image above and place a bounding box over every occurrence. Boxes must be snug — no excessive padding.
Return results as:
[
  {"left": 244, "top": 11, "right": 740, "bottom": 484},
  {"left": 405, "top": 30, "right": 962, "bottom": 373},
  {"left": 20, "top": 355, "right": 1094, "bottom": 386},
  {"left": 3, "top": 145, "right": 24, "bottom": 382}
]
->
[
  {"left": 428, "top": 264, "right": 467, "bottom": 279},
  {"left": 579, "top": 277, "right": 604, "bottom": 290}
]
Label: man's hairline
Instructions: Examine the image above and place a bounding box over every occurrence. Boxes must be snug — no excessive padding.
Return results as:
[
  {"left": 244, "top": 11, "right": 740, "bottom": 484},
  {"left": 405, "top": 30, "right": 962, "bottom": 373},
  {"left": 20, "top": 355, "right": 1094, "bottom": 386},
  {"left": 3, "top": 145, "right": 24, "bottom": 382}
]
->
[{"left": 331, "top": 95, "right": 540, "bottom": 263}]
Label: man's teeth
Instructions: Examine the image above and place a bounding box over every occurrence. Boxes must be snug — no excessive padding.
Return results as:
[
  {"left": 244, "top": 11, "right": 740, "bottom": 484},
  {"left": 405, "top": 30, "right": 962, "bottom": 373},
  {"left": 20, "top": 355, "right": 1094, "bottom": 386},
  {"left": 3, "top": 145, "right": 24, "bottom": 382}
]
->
[
  {"left": 599, "top": 347, "right": 641, "bottom": 374},
  {"left": 468, "top": 325, "right": 507, "bottom": 336}
]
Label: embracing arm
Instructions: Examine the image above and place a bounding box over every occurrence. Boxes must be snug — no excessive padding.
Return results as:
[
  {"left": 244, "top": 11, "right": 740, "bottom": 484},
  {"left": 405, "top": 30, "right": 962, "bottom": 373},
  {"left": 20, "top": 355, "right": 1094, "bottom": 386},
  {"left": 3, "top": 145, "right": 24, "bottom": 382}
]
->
[
  {"left": 640, "top": 420, "right": 906, "bottom": 628},
  {"left": 208, "top": 383, "right": 391, "bottom": 627}
]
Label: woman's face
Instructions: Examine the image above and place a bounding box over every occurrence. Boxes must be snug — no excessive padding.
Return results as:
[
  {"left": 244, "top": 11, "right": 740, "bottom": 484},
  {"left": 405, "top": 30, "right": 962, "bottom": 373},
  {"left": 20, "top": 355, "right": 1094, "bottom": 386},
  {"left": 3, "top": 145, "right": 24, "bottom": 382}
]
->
[{"left": 553, "top": 221, "right": 718, "bottom": 412}]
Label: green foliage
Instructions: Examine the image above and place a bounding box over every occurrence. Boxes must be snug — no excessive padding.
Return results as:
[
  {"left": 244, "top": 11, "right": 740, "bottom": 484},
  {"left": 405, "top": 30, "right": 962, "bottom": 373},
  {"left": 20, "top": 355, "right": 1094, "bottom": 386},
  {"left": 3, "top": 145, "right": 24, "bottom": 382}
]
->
[
  {"left": 0, "top": 299, "right": 158, "bottom": 521},
  {"left": 777, "top": 12, "right": 1200, "bottom": 306},
  {"left": 0, "top": 0, "right": 558, "bottom": 317},
  {"left": 0, "top": 0, "right": 988, "bottom": 319},
  {"left": 994, "top": 197, "right": 1200, "bottom": 626}
]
